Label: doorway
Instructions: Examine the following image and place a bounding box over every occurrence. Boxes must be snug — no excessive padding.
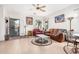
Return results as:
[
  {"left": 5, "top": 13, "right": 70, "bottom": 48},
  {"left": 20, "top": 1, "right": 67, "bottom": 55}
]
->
[{"left": 9, "top": 18, "right": 20, "bottom": 37}]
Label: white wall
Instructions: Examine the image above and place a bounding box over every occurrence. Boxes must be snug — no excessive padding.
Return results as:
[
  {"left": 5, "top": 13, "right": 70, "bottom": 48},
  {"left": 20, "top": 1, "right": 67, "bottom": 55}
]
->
[
  {"left": 1, "top": 4, "right": 79, "bottom": 41},
  {"left": 4, "top": 9, "right": 46, "bottom": 36},
  {"left": 48, "top": 5, "right": 79, "bottom": 33},
  {"left": 4, "top": 4, "right": 79, "bottom": 37},
  {"left": 4, "top": 10, "right": 26, "bottom": 36},
  {"left": 20, "top": 15, "right": 45, "bottom": 36},
  {"left": 0, "top": 6, "right": 5, "bottom": 41}
]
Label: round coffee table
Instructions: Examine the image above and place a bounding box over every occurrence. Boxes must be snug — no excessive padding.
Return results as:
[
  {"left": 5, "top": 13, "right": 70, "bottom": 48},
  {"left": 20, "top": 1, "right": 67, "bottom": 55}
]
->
[{"left": 31, "top": 34, "right": 52, "bottom": 46}]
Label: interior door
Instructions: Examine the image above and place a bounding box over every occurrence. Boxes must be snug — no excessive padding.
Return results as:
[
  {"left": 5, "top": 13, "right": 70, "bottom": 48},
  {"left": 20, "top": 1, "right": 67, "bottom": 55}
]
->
[{"left": 9, "top": 18, "right": 20, "bottom": 37}]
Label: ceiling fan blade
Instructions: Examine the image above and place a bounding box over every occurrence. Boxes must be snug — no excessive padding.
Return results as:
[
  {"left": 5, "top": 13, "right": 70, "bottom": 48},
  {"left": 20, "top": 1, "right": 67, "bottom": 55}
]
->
[
  {"left": 39, "top": 8, "right": 46, "bottom": 12},
  {"left": 40, "top": 6, "right": 46, "bottom": 8}
]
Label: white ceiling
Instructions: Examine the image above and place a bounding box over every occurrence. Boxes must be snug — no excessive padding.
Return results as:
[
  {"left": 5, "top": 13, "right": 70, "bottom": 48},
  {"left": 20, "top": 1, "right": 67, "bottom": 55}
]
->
[{"left": 4, "top": 4, "right": 71, "bottom": 16}]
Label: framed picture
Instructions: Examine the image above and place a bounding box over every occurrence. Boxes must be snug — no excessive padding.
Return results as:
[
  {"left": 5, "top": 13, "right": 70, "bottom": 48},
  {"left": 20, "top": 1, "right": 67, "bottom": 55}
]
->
[
  {"left": 55, "top": 14, "right": 65, "bottom": 23},
  {"left": 26, "top": 17, "right": 33, "bottom": 25}
]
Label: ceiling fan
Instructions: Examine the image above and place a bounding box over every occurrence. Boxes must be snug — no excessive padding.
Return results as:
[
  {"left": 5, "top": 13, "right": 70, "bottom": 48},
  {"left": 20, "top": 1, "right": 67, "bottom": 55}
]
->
[{"left": 32, "top": 4, "right": 46, "bottom": 12}]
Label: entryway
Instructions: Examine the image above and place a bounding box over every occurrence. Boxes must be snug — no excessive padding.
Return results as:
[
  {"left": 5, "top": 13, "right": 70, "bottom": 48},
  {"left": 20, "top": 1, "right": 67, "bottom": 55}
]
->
[
  {"left": 9, "top": 18, "right": 20, "bottom": 37},
  {"left": 5, "top": 18, "right": 20, "bottom": 40}
]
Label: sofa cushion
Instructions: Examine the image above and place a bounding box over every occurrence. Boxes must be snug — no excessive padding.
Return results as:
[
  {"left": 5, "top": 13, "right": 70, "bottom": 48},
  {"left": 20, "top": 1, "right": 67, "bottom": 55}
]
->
[
  {"left": 33, "top": 29, "right": 44, "bottom": 36},
  {"left": 49, "top": 29, "right": 54, "bottom": 33}
]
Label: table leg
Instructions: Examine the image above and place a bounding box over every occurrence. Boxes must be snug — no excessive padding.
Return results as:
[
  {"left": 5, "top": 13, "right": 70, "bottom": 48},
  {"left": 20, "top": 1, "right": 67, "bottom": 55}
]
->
[{"left": 74, "top": 38, "right": 77, "bottom": 54}]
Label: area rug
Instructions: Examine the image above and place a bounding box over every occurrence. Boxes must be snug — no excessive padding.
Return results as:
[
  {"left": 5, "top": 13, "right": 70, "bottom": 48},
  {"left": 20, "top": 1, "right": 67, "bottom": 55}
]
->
[{"left": 31, "top": 37, "right": 52, "bottom": 46}]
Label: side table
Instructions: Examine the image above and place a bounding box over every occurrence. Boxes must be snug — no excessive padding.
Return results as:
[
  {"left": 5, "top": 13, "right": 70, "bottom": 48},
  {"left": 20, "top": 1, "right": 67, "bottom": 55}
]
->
[
  {"left": 63, "top": 33, "right": 79, "bottom": 54},
  {"left": 27, "top": 31, "right": 33, "bottom": 36},
  {"left": 72, "top": 34, "right": 79, "bottom": 54}
]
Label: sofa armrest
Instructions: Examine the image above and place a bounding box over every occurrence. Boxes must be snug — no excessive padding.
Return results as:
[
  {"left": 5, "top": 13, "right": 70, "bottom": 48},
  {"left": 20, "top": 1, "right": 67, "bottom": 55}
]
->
[
  {"left": 54, "top": 33, "right": 60, "bottom": 36},
  {"left": 45, "top": 31, "right": 50, "bottom": 33},
  {"left": 54, "top": 31, "right": 62, "bottom": 36},
  {"left": 59, "top": 33, "right": 65, "bottom": 42}
]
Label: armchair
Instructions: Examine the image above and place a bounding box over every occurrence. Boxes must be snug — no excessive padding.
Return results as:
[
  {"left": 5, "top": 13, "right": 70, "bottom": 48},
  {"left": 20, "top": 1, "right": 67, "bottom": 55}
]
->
[{"left": 45, "top": 29, "right": 65, "bottom": 42}]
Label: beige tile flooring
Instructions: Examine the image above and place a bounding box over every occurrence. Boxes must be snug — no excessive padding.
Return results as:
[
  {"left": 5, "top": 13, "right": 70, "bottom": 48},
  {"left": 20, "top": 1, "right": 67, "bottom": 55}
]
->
[{"left": 0, "top": 36, "right": 67, "bottom": 54}]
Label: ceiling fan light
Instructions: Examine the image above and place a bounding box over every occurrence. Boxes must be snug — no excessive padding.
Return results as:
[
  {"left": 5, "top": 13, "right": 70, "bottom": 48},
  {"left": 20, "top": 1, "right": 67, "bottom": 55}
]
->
[{"left": 32, "top": 4, "right": 46, "bottom": 12}]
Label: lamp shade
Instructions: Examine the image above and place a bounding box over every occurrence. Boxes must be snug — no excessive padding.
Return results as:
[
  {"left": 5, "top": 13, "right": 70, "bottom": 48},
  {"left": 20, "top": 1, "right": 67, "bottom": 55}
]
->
[{"left": 68, "top": 17, "right": 74, "bottom": 20}]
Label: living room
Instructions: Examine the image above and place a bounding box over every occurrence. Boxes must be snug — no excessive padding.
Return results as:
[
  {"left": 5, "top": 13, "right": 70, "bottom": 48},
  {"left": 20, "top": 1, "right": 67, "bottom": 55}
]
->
[{"left": 0, "top": 4, "right": 79, "bottom": 54}]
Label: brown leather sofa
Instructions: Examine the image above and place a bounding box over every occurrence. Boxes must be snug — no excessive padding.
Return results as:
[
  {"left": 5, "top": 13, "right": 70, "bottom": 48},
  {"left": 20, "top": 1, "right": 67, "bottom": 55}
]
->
[{"left": 45, "top": 29, "right": 65, "bottom": 42}]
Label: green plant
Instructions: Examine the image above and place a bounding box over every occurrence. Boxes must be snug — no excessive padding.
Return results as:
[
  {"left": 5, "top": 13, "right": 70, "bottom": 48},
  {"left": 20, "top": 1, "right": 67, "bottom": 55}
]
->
[{"left": 35, "top": 20, "right": 42, "bottom": 29}]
